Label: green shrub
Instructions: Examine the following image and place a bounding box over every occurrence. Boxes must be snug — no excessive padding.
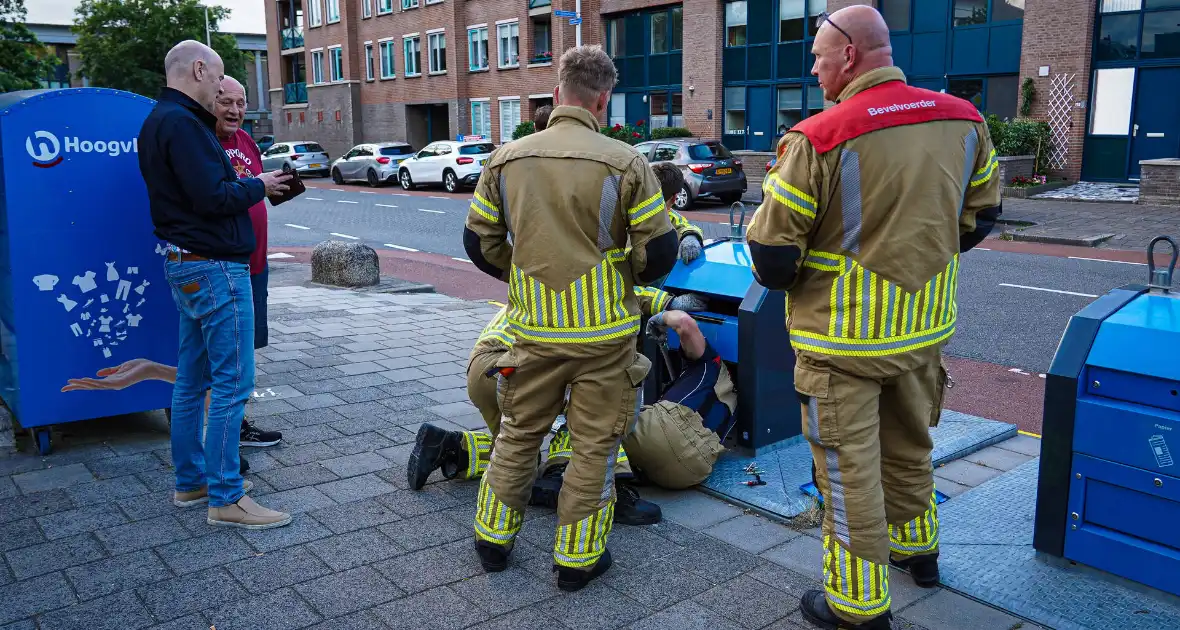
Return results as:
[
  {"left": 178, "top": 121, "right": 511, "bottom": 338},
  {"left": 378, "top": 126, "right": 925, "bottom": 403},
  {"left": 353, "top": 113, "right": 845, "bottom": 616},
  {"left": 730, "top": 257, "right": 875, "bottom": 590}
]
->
[
  {"left": 985, "top": 114, "right": 1052, "bottom": 174},
  {"left": 651, "top": 126, "right": 693, "bottom": 140},
  {"left": 512, "top": 121, "right": 535, "bottom": 140}
]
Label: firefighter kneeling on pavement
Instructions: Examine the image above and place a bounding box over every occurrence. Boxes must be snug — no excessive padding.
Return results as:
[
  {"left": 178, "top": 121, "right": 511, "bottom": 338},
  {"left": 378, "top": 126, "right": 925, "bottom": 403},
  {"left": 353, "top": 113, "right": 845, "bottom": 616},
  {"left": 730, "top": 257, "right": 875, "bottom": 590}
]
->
[{"left": 746, "top": 6, "right": 1001, "bottom": 629}]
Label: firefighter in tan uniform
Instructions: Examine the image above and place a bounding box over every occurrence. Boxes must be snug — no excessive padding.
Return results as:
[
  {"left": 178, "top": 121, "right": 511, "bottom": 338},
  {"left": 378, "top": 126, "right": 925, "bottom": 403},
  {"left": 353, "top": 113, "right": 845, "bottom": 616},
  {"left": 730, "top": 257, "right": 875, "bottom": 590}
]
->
[
  {"left": 461, "top": 45, "right": 678, "bottom": 591},
  {"left": 746, "top": 7, "right": 1001, "bottom": 629}
]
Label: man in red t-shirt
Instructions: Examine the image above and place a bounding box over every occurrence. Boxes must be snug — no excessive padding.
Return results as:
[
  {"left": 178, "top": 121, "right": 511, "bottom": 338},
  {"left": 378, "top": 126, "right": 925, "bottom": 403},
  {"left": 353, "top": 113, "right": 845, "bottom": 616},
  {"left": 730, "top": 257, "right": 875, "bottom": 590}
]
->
[{"left": 214, "top": 77, "right": 283, "bottom": 453}]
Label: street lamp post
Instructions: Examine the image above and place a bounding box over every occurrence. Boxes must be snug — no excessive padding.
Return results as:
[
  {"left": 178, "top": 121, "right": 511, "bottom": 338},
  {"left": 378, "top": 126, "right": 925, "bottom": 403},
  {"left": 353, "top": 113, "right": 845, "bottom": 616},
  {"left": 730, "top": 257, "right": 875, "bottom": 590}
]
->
[{"left": 198, "top": 4, "right": 210, "bottom": 46}]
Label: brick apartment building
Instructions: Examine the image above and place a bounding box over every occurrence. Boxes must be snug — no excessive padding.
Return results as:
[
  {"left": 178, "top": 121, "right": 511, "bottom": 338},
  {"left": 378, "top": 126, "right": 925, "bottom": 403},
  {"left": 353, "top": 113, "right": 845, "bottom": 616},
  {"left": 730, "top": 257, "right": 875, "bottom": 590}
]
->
[{"left": 266, "top": 0, "right": 1180, "bottom": 183}]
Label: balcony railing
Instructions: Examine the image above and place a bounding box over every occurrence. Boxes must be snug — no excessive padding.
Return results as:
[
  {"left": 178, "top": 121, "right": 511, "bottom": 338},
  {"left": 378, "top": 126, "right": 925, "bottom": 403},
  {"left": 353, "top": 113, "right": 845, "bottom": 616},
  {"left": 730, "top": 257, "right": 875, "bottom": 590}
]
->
[
  {"left": 285, "top": 82, "right": 307, "bottom": 104},
  {"left": 281, "top": 27, "right": 304, "bottom": 49},
  {"left": 528, "top": 0, "right": 551, "bottom": 8}
]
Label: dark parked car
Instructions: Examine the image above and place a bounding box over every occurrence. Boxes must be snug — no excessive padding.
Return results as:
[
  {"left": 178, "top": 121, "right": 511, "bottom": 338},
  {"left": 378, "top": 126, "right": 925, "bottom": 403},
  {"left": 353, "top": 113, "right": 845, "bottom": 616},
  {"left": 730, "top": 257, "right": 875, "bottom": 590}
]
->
[{"left": 634, "top": 138, "right": 747, "bottom": 211}]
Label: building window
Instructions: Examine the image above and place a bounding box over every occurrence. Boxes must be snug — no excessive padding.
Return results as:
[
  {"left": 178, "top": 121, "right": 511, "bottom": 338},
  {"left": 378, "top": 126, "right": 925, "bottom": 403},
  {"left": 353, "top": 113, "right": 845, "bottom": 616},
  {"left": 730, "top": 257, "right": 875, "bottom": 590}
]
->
[
  {"left": 426, "top": 0, "right": 443, "bottom": 5},
  {"left": 1089, "top": 68, "right": 1135, "bottom": 135},
  {"left": 311, "top": 49, "right": 325, "bottom": 83},
  {"left": 1098, "top": 13, "right": 1140, "bottom": 61},
  {"left": 952, "top": 0, "right": 987, "bottom": 26},
  {"left": 380, "top": 40, "right": 396, "bottom": 78},
  {"left": 993, "top": 0, "right": 1024, "bottom": 21},
  {"left": 469, "top": 27, "right": 489, "bottom": 70},
  {"left": 403, "top": 0, "right": 419, "bottom": 9},
  {"left": 1143, "top": 10, "right": 1180, "bottom": 58},
  {"left": 724, "top": 86, "right": 745, "bottom": 134},
  {"left": 365, "top": 43, "right": 374, "bottom": 80},
  {"left": 329, "top": 46, "right": 343, "bottom": 81},
  {"left": 428, "top": 31, "right": 447, "bottom": 73},
  {"left": 608, "top": 17, "right": 625, "bottom": 57},
  {"left": 472, "top": 101, "right": 492, "bottom": 137},
  {"left": 948, "top": 75, "right": 1019, "bottom": 120},
  {"left": 726, "top": 2, "right": 747, "bottom": 47},
  {"left": 532, "top": 16, "right": 552, "bottom": 63},
  {"left": 652, "top": 10, "right": 669, "bottom": 53},
  {"left": 880, "top": 0, "right": 910, "bottom": 31},
  {"left": 648, "top": 92, "right": 684, "bottom": 128},
  {"left": 609, "top": 93, "right": 625, "bottom": 127},
  {"left": 362, "top": 0, "right": 372, "bottom": 19},
  {"left": 948, "top": 78, "right": 984, "bottom": 110},
  {"left": 777, "top": 86, "right": 803, "bottom": 132},
  {"left": 499, "top": 98, "right": 521, "bottom": 142},
  {"left": 377, "top": 0, "right": 393, "bottom": 14},
  {"left": 327, "top": 0, "right": 340, "bottom": 23},
  {"left": 779, "top": 0, "right": 805, "bottom": 42},
  {"left": 404, "top": 36, "right": 421, "bottom": 75},
  {"left": 498, "top": 22, "right": 520, "bottom": 68},
  {"left": 308, "top": 0, "right": 323, "bottom": 26},
  {"left": 1101, "top": 0, "right": 1142, "bottom": 10}
]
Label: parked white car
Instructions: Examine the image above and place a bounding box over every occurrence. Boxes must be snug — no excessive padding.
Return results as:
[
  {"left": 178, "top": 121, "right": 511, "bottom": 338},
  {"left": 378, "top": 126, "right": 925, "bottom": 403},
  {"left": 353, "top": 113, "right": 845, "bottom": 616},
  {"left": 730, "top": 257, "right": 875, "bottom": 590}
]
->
[
  {"left": 397, "top": 140, "right": 496, "bottom": 193},
  {"left": 260, "top": 141, "right": 330, "bottom": 177},
  {"left": 331, "top": 142, "right": 415, "bottom": 187}
]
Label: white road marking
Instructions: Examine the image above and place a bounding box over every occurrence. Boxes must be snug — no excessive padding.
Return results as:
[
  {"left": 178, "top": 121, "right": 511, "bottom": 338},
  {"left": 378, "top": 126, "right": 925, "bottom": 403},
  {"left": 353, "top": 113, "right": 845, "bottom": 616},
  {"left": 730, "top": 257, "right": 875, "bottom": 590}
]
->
[
  {"left": 1068, "top": 256, "right": 1146, "bottom": 266},
  {"left": 999, "top": 283, "right": 1098, "bottom": 298},
  {"left": 384, "top": 244, "right": 419, "bottom": 252},
  {"left": 267, "top": 253, "right": 295, "bottom": 259},
  {"left": 418, "top": 209, "right": 445, "bottom": 214},
  {"left": 392, "top": 193, "right": 411, "bottom": 196},
  {"left": 429, "top": 196, "right": 450, "bottom": 200},
  {"left": 284, "top": 223, "right": 310, "bottom": 230},
  {"left": 358, "top": 191, "right": 377, "bottom": 194},
  {"left": 305, "top": 197, "right": 324, "bottom": 201},
  {"left": 376, "top": 204, "right": 398, "bottom": 208},
  {"left": 330, "top": 233, "right": 360, "bottom": 240},
  {"left": 1039, "top": 373, "right": 1047, "bottom": 379},
  {"left": 453, "top": 257, "right": 473, "bottom": 263},
  {"left": 974, "top": 247, "right": 991, "bottom": 251},
  {"left": 330, "top": 188, "right": 346, "bottom": 192},
  {"left": 337, "top": 200, "right": 359, "bottom": 204}
]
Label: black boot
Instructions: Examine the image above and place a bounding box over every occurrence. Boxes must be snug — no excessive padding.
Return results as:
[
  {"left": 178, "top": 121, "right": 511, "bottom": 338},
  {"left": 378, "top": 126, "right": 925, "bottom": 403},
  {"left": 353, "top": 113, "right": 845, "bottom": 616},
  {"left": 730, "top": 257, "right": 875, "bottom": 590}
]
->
[
  {"left": 529, "top": 464, "right": 565, "bottom": 509},
  {"left": 407, "top": 423, "right": 463, "bottom": 490},
  {"left": 890, "top": 553, "right": 940, "bottom": 588},
  {"left": 475, "top": 540, "right": 510, "bottom": 572},
  {"left": 240, "top": 454, "right": 250, "bottom": 475},
  {"left": 555, "top": 548, "right": 612, "bottom": 592},
  {"left": 614, "top": 481, "right": 662, "bottom": 526},
  {"left": 799, "top": 590, "right": 893, "bottom": 630}
]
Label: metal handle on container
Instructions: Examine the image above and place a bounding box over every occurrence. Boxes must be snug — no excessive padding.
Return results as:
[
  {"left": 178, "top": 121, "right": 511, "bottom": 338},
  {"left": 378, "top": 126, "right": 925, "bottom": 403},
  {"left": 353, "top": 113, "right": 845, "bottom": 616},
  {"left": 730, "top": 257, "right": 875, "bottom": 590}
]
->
[
  {"left": 729, "top": 201, "right": 747, "bottom": 240},
  {"left": 1146, "top": 236, "right": 1178, "bottom": 293}
]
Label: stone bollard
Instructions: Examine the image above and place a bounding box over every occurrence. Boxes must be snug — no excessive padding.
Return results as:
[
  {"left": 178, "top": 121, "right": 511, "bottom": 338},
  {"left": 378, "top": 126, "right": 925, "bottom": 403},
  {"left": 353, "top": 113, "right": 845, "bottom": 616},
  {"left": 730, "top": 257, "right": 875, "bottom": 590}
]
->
[{"left": 311, "top": 240, "right": 380, "bottom": 287}]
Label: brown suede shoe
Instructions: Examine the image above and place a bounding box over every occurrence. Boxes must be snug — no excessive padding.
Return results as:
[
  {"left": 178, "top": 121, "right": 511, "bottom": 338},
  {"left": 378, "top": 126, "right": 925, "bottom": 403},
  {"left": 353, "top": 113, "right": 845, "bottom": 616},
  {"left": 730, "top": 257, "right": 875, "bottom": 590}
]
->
[
  {"left": 207, "top": 495, "right": 292, "bottom": 530},
  {"left": 173, "top": 480, "right": 253, "bottom": 507}
]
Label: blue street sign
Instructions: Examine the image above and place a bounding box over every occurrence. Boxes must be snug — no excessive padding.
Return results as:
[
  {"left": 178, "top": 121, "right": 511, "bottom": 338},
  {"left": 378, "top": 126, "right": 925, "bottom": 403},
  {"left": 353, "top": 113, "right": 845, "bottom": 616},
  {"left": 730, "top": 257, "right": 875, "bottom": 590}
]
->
[
  {"left": 554, "top": 10, "right": 577, "bottom": 17},
  {"left": 570, "top": 17, "right": 582, "bottom": 25}
]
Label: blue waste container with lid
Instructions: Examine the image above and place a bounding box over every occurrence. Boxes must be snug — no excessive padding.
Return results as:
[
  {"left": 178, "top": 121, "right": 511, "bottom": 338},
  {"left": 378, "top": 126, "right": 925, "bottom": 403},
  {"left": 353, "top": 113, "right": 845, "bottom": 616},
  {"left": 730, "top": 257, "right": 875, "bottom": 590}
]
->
[{"left": 0, "top": 88, "right": 178, "bottom": 454}]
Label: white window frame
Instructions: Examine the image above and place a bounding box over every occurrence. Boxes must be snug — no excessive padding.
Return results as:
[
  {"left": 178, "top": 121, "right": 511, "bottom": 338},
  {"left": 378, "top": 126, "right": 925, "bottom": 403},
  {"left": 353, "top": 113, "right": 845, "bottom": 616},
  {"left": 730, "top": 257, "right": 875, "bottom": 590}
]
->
[
  {"left": 497, "top": 20, "right": 520, "bottom": 69},
  {"left": 326, "top": 0, "right": 340, "bottom": 23},
  {"left": 428, "top": 30, "right": 447, "bottom": 75},
  {"left": 403, "top": 0, "right": 419, "bottom": 9},
  {"left": 379, "top": 38, "right": 397, "bottom": 79},
  {"left": 377, "top": 0, "right": 393, "bottom": 14},
  {"left": 362, "top": 0, "right": 372, "bottom": 19},
  {"left": 328, "top": 45, "right": 344, "bottom": 82},
  {"left": 468, "top": 25, "right": 489, "bottom": 71},
  {"left": 499, "top": 96, "right": 521, "bottom": 143},
  {"left": 310, "top": 48, "right": 325, "bottom": 84},
  {"left": 364, "top": 42, "right": 375, "bottom": 81},
  {"left": 426, "top": 0, "right": 444, "bottom": 5},
  {"left": 308, "top": 0, "right": 323, "bottom": 27},
  {"left": 404, "top": 34, "right": 421, "bottom": 76},
  {"left": 471, "top": 98, "right": 492, "bottom": 138}
]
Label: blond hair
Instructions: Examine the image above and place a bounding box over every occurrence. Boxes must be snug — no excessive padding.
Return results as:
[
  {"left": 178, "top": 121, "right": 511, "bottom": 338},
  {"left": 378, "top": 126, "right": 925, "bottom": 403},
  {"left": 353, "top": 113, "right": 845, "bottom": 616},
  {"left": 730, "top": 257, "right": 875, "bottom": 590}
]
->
[{"left": 557, "top": 45, "right": 617, "bottom": 106}]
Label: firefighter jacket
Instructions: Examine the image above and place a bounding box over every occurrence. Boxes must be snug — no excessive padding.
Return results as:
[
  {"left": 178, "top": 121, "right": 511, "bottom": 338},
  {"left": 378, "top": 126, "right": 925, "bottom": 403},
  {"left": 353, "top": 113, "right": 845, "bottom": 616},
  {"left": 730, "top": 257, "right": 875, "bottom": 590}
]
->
[
  {"left": 747, "top": 67, "right": 1002, "bottom": 378},
  {"left": 463, "top": 106, "right": 678, "bottom": 358},
  {"left": 669, "top": 209, "right": 705, "bottom": 243}
]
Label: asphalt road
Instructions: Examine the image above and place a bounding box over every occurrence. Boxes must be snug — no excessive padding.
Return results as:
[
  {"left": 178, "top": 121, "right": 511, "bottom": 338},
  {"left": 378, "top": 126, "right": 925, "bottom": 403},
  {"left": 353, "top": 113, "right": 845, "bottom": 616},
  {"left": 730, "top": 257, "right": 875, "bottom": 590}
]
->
[{"left": 268, "top": 180, "right": 1146, "bottom": 375}]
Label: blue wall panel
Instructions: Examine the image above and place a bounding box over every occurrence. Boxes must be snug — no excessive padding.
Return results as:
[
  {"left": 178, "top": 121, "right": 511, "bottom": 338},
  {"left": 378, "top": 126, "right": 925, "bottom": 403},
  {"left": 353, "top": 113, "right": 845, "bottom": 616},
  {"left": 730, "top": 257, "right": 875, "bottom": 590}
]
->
[
  {"left": 892, "top": 33, "right": 914, "bottom": 77},
  {"left": 911, "top": 32, "right": 947, "bottom": 77},
  {"left": 913, "top": 0, "right": 949, "bottom": 33},
  {"left": 952, "top": 28, "right": 990, "bottom": 75},
  {"left": 988, "top": 23, "right": 1023, "bottom": 74}
]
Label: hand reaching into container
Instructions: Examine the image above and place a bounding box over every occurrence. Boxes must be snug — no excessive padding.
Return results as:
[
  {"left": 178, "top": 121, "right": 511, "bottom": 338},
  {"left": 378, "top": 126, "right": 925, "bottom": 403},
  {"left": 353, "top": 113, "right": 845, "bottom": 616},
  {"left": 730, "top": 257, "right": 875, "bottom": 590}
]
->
[{"left": 61, "top": 358, "right": 176, "bottom": 392}]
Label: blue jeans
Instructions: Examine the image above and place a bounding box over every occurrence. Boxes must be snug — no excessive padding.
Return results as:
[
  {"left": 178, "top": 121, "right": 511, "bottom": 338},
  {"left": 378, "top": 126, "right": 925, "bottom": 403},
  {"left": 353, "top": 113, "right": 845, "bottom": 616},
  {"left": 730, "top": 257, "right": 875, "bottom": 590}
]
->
[
  {"left": 165, "top": 259, "right": 255, "bottom": 507},
  {"left": 251, "top": 265, "right": 269, "bottom": 349}
]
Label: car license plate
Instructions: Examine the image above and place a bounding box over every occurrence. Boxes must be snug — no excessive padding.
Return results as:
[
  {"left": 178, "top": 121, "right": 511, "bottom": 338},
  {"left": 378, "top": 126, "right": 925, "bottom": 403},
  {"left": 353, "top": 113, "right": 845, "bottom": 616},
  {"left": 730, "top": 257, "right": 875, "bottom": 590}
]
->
[
  {"left": 480, "top": 159, "right": 487, "bottom": 166},
  {"left": 308, "top": 163, "right": 323, "bottom": 168},
  {"left": 715, "top": 167, "right": 733, "bottom": 175}
]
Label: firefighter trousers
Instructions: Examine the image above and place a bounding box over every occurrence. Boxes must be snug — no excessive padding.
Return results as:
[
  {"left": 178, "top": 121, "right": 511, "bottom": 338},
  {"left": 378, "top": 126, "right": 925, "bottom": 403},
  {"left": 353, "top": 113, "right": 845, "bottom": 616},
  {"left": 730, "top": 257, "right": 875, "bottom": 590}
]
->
[
  {"left": 475, "top": 341, "right": 650, "bottom": 570},
  {"left": 794, "top": 355, "right": 947, "bottom": 625}
]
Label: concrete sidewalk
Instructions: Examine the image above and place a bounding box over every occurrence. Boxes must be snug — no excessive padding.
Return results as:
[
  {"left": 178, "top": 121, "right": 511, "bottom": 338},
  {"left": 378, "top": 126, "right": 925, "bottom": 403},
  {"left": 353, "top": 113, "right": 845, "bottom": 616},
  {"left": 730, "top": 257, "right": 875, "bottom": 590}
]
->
[
  {"left": 987, "top": 198, "right": 1178, "bottom": 251},
  {"left": 0, "top": 283, "right": 1042, "bottom": 629}
]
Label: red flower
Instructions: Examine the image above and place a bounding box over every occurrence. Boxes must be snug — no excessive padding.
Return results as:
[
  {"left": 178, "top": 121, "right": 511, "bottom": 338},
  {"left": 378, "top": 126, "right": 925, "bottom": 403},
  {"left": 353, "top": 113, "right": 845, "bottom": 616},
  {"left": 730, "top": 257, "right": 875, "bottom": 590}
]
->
[
  {"left": 632, "top": 132, "right": 641, "bottom": 138},
  {"left": 612, "top": 124, "right": 622, "bottom": 131},
  {"left": 636, "top": 119, "right": 645, "bottom": 126}
]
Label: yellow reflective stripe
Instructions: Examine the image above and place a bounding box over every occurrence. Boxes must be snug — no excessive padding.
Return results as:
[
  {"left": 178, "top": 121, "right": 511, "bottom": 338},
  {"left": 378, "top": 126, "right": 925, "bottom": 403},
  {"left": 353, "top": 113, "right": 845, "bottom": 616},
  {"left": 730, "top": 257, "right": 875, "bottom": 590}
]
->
[
  {"left": 823, "top": 535, "right": 891, "bottom": 618},
  {"left": 889, "top": 492, "right": 940, "bottom": 556},
  {"left": 791, "top": 320, "right": 955, "bottom": 357},
  {"left": 474, "top": 477, "right": 522, "bottom": 545},
  {"left": 513, "top": 317, "right": 641, "bottom": 344},
  {"left": 554, "top": 502, "right": 614, "bottom": 568},
  {"left": 628, "top": 192, "right": 665, "bottom": 225},
  {"left": 763, "top": 173, "right": 817, "bottom": 219},
  {"left": 470, "top": 192, "right": 501, "bottom": 222},
  {"left": 970, "top": 150, "right": 998, "bottom": 188}
]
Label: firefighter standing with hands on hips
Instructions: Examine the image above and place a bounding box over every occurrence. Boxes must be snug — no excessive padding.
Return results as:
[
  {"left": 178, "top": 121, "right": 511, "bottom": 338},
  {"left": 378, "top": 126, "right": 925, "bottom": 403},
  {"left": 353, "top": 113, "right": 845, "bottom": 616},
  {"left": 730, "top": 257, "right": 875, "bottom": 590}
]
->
[
  {"left": 461, "top": 45, "right": 678, "bottom": 592},
  {"left": 745, "top": 5, "right": 1000, "bottom": 629}
]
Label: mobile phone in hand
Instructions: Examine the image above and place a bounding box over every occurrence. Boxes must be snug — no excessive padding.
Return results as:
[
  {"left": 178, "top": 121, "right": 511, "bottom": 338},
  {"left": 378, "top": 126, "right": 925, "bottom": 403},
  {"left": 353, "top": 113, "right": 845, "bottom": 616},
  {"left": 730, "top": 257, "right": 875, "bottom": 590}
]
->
[{"left": 268, "top": 170, "right": 306, "bottom": 206}]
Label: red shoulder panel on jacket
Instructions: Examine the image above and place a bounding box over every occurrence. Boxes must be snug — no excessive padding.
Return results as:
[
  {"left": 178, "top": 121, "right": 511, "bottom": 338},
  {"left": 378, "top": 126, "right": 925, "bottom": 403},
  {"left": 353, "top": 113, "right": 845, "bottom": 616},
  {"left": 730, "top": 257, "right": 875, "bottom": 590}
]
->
[{"left": 791, "top": 81, "right": 983, "bottom": 154}]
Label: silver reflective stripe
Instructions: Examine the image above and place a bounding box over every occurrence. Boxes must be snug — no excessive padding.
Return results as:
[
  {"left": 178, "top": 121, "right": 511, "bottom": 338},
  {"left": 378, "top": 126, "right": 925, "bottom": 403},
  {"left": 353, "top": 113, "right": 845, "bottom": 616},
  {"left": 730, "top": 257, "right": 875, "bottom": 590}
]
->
[
  {"left": 574, "top": 278, "right": 586, "bottom": 327},
  {"left": 595, "top": 267, "right": 607, "bottom": 325},
  {"left": 599, "top": 175, "right": 620, "bottom": 250},
  {"left": 860, "top": 270, "right": 871, "bottom": 339},
  {"left": 806, "top": 252, "right": 842, "bottom": 267},
  {"left": 956, "top": 128, "right": 979, "bottom": 218},
  {"left": 791, "top": 323, "right": 954, "bottom": 353},
  {"left": 834, "top": 274, "right": 845, "bottom": 337},
  {"left": 499, "top": 173, "right": 510, "bottom": 232},
  {"left": 807, "top": 396, "right": 820, "bottom": 443},
  {"left": 826, "top": 447, "right": 849, "bottom": 544},
  {"left": 517, "top": 318, "right": 638, "bottom": 340},
  {"left": 840, "top": 149, "right": 863, "bottom": 255},
  {"left": 884, "top": 285, "right": 897, "bottom": 338},
  {"left": 601, "top": 437, "right": 621, "bottom": 501},
  {"left": 533, "top": 278, "right": 543, "bottom": 326}
]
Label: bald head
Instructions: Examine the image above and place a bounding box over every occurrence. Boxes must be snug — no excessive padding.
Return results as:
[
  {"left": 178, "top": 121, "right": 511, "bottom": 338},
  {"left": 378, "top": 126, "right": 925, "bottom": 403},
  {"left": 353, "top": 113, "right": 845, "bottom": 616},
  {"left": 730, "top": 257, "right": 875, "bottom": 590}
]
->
[
  {"left": 164, "top": 40, "right": 225, "bottom": 113},
  {"left": 811, "top": 5, "right": 893, "bottom": 102},
  {"left": 214, "top": 76, "right": 248, "bottom": 140}
]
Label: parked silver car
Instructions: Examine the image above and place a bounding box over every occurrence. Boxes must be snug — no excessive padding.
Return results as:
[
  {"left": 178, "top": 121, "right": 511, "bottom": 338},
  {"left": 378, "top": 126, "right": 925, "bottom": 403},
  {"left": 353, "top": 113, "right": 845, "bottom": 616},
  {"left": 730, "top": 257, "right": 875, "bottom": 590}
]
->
[
  {"left": 331, "top": 142, "right": 415, "bottom": 187},
  {"left": 634, "top": 139, "right": 747, "bottom": 211},
  {"left": 260, "top": 141, "right": 330, "bottom": 177}
]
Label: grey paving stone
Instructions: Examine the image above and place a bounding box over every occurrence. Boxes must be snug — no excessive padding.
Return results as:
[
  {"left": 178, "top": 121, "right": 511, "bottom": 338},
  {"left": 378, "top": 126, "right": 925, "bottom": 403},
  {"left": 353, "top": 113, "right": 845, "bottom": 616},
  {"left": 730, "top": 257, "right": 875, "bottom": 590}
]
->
[
  {"left": 627, "top": 600, "right": 743, "bottom": 630},
  {"left": 659, "top": 493, "right": 744, "bottom": 531},
  {"left": 296, "top": 355, "right": 356, "bottom": 370},
  {"left": 226, "top": 544, "right": 333, "bottom": 594},
  {"left": 994, "top": 434, "right": 1042, "bottom": 457},
  {"left": 670, "top": 531, "right": 762, "bottom": 585},
  {"left": 249, "top": 399, "right": 298, "bottom": 417},
  {"left": 333, "top": 400, "right": 393, "bottom": 421},
  {"left": 479, "top": 607, "right": 552, "bottom": 630},
  {"left": 377, "top": 380, "right": 434, "bottom": 397},
  {"left": 343, "top": 351, "right": 389, "bottom": 363},
  {"left": 0, "top": 518, "right": 45, "bottom": 552},
  {"left": 604, "top": 556, "right": 716, "bottom": 610},
  {"left": 206, "top": 587, "right": 323, "bottom": 630},
  {"left": 86, "top": 453, "right": 167, "bottom": 479},
  {"left": 1, "top": 489, "right": 75, "bottom": 523},
  {"left": 291, "top": 379, "right": 350, "bottom": 395},
  {"left": 1, "top": 620, "right": 36, "bottom": 630},
  {"left": 744, "top": 560, "right": 819, "bottom": 600},
  {"left": 341, "top": 341, "right": 386, "bottom": 352},
  {"left": 261, "top": 350, "right": 310, "bottom": 362},
  {"left": 37, "top": 589, "right": 153, "bottom": 630},
  {"left": 294, "top": 566, "right": 404, "bottom": 618},
  {"left": 373, "top": 540, "right": 484, "bottom": 594},
  {"left": 334, "top": 361, "right": 386, "bottom": 376},
  {"left": 417, "top": 362, "right": 465, "bottom": 377},
  {"left": 308, "top": 497, "right": 402, "bottom": 534},
  {"left": 598, "top": 523, "right": 683, "bottom": 570},
  {"left": 12, "top": 464, "right": 95, "bottom": 494},
  {"left": 414, "top": 352, "right": 458, "bottom": 366},
  {"left": 95, "top": 514, "right": 190, "bottom": 555},
  {"left": 421, "top": 388, "right": 470, "bottom": 404},
  {"left": 702, "top": 514, "right": 799, "bottom": 555},
  {"left": 373, "top": 356, "right": 422, "bottom": 370},
  {"left": 115, "top": 490, "right": 175, "bottom": 521},
  {"left": 535, "top": 581, "right": 650, "bottom": 629},
  {"left": 424, "top": 401, "right": 478, "bottom": 419},
  {"left": 376, "top": 486, "right": 461, "bottom": 518},
  {"left": 378, "top": 513, "right": 469, "bottom": 551},
  {"left": 340, "top": 373, "right": 401, "bottom": 389},
  {"left": 271, "top": 441, "right": 343, "bottom": 466},
  {"left": 0, "top": 572, "right": 78, "bottom": 625},
  {"left": 144, "top": 614, "right": 210, "bottom": 630},
  {"left": 135, "top": 469, "right": 176, "bottom": 492},
  {"left": 334, "top": 387, "right": 389, "bottom": 404},
  {"left": 898, "top": 588, "right": 1026, "bottom": 629},
  {"left": 294, "top": 368, "right": 351, "bottom": 382},
  {"left": 450, "top": 565, "right": 561, "bottom": 613},
  {"left": 64, "top": 475, "right": 150, "bottom": 505},
  {"left": 414, "top": 342, "right": 457, "bottom": 355},
  {"left": 376, "top": 426, "right": 418, "bottom": 444},
  {"left": 0, "top": 476, "right": 18, "bottom": 499},
  {"left": 282, "top": 424, "right": 346, "bottom": 445},
  {"left": 932, "top": 476, "right": 972, "bottom": 498},
  {"left": 138, "top": 567, "right": 244, "bottom": 620},
  {"left": 304, "top": 610, "right": 387, "bottom": 630},
  {"left": 324, "top": 432, "right": 395, "bottom": 455},
  {"left": 155, "top": 530, "right": 256, "bottom": 574},
  {"left": 64, "top": 549, "right": 172, "bottom": 601},
  {"left": 693, "top": 574, "right": 799, "bottom": 628},
  {"left": 372, "top": 586, "right": 486, "bottom": 630},
  {"left": 5, "top": 533, "right": 106, "bottom": 580},
  {"left": 315, "top": 473, "right": 396, "bottom": 503},
  {"left": 0, "top": 455, "right": 50, "bottom": 478},
  {"left": 934, "top": 459, "right": 1005, "bottom": 488},
  {"left": 259, "top": 463, "right": 340, "bottom": 491},
  {"left": 262, "top": 359, "right": 311, "bottom": 374},
  {"left": 241, "top": 514, "right": 334, "bottom": 553},
  {"left": 320, "top": 452, "right": 390, "bottom": 478},
  {"left": 306, "top": 527, "right": 406, "bottom": 571},
  {"left": 332, "top": 415, "right": 398, "bottom": 436},
  {"left": 37, "top": 504, "right": 128, "bottom": 541},
  {"left": 760, "top": 535, "right": 823, "bottom": 581},
  {"left": 380, "top": 367, "right": 434, "bottom": 383},
  {"left": 289, "top": 393, "right": 347, "bottom": 411},
  {"left": 962, "top": 444, "right": 1036, "bottom": 472},
  {"left": 259, "top": 486, "right": 337, "bottom": 514},
  {"left": 274, "top": 408, "right": 348, "bottom": 429},
  {"left": 379, "top": 394, "right": 435, "bottom": 412}
]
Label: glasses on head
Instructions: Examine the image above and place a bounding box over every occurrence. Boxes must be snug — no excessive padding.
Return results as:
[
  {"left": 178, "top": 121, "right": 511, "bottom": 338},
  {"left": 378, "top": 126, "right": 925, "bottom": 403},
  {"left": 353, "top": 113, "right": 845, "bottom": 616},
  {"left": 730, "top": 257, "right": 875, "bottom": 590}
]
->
[{"left": 815, "top": 11, "right": 853, "bottom": 44}]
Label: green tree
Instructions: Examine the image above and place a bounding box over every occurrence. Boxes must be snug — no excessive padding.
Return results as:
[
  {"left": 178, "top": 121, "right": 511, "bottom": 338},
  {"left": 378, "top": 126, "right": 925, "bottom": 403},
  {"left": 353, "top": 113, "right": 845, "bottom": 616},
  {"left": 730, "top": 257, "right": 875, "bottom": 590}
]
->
[
  {"left": 0, "top": 0, "right": 59, "bottom": 92},
  {"left": 73, "top": 0, "right": 248, "bottom": 98}
]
